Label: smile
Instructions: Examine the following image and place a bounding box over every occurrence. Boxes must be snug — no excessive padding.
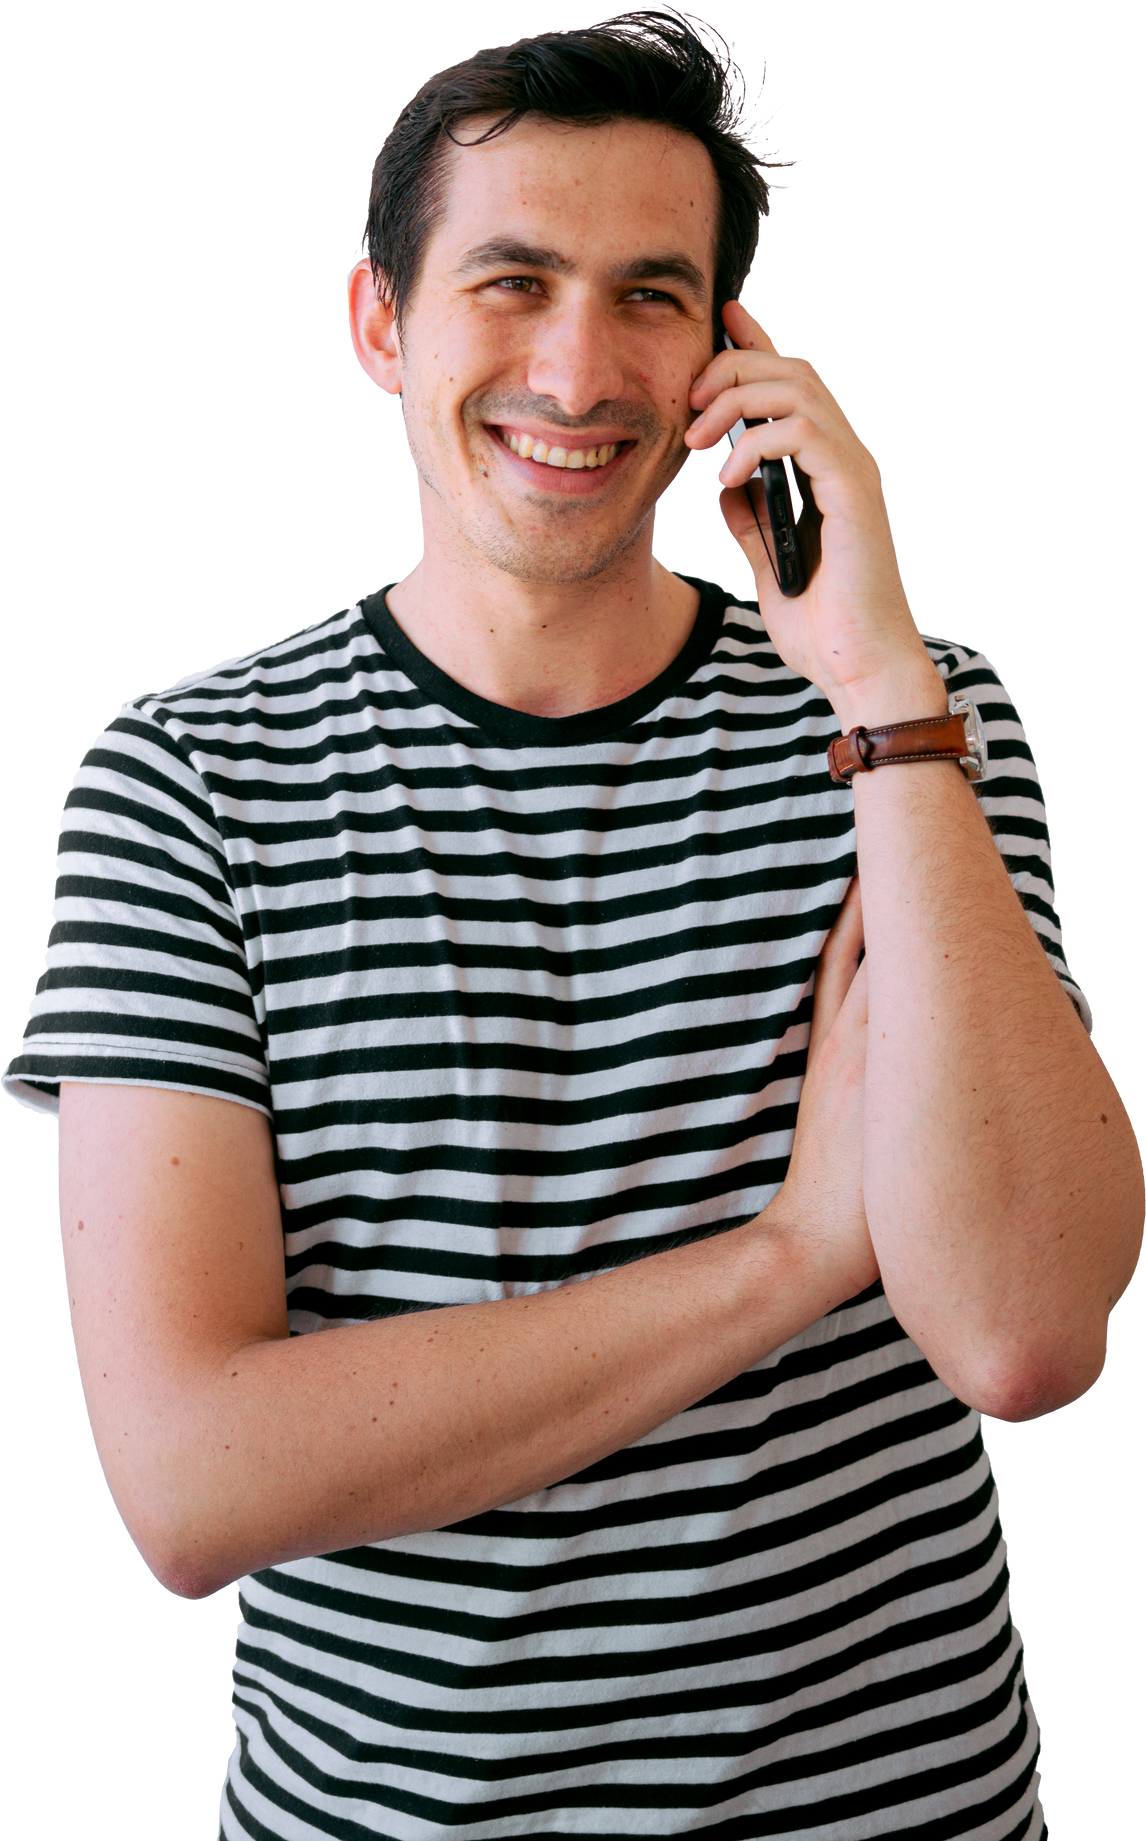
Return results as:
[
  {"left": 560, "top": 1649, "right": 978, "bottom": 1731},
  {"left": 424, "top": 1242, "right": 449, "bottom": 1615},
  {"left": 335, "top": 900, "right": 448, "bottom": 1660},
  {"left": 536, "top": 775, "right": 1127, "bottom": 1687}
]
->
[{"left": 495, "top": 428, "right": 624, "bottom": 470}]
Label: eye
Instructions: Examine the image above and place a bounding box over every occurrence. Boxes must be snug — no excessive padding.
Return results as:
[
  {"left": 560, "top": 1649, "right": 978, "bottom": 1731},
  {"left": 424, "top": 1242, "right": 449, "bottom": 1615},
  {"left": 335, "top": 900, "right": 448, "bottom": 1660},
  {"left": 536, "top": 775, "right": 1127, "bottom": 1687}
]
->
[
  {"left": 622, "top": 287, "right": 676, "bottom": 304},
  {"left": 492, "top": 276, "right": 544, "bottom": 295}
]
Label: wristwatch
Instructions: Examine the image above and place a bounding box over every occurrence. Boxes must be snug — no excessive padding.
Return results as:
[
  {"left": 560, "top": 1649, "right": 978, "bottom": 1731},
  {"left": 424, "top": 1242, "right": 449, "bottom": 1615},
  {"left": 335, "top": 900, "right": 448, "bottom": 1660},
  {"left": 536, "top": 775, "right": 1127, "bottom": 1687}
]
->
[{"left": 827, "top": 694, "right": 987, "bottom": 786}]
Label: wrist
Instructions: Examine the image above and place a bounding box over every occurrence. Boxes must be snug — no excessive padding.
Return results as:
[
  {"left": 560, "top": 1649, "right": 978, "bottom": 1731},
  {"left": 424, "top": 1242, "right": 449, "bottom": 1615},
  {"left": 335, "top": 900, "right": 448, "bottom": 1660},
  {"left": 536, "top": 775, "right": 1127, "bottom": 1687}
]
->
[
  {"left": 829, "top": 652, "right": 948, "bottom": 735},
  {"left": 736, "top": 1201, "right": 813, "bottom": 1300},
  {"left": 744, "top": 1192, "right": 871, "bottom": 1321}
]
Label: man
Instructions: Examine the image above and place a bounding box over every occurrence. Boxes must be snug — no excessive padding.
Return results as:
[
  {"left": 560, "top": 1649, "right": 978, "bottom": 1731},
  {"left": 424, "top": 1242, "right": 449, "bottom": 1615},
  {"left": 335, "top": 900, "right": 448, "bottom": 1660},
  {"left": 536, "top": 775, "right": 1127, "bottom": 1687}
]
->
[{"left": 6, "top": 12, "right": 1140, "bottom": 1839}]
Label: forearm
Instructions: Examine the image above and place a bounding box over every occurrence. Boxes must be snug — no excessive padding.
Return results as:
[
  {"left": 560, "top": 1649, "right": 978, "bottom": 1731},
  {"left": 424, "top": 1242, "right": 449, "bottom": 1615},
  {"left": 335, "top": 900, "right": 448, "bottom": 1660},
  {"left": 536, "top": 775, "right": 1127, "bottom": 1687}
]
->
[
  {"left": 692, "top": 316, "right": 1142, "bottom": 1416},
  {"left": 101, "top": 1206, "right": 849, "bottom": 1598},
  {"left": 847, "top": 669, "right": 1142, "bottom": 1414}
]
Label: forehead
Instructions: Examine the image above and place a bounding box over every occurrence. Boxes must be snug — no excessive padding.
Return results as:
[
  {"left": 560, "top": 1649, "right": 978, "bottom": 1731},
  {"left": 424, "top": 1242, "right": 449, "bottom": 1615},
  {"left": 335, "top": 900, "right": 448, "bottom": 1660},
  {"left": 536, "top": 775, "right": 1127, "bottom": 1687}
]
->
[{"left": 429, "top": 115, "right": 719, "bottom": 281}]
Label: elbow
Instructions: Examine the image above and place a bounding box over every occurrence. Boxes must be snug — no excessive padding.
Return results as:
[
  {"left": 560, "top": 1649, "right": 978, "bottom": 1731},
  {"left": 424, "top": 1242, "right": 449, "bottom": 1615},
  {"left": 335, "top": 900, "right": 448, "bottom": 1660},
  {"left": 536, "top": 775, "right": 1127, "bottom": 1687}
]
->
[
  {"left": 980, "top": 1196, "right": 1146, "bottom": 1422},
  {"left": 117, "top": 1493, "right": 241, "bottom": 1600},
  {"left": 958, "top": 1329, "right": 1108, "bottom": 1423},
  {"left": 149, "top": 1551, "right": 234, "bottom": 1601},
  {"left": 135, "top": 1522, "right": 238, "bottom": 1599}
]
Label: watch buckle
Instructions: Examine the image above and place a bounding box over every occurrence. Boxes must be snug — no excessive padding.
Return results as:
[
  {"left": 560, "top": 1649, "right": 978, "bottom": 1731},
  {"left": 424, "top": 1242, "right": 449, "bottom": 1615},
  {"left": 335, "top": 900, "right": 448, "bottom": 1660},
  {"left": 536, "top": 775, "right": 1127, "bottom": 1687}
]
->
[{"left": 949, "top": 694, "right": 987, "bottom": 781}]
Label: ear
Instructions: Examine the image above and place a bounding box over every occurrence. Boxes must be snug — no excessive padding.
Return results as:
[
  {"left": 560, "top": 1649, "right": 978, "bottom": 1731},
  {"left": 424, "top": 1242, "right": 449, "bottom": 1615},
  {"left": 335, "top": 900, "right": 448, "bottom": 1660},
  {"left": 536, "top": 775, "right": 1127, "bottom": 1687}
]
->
[{"left": 348, "top": 258, "right": 402, "bottom": 394}]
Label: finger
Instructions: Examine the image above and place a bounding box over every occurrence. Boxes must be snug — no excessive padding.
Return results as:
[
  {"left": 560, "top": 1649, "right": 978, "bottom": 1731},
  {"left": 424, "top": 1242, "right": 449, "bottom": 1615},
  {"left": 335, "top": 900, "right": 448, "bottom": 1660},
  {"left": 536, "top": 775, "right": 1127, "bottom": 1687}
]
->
[
  {"left": 842, "top": 956, "right": 869, "bottom": 1031},
  {"left": 722, "top": 298, "right": 778, "bottom": 355},
  {"left": 818, "top": 879, "right": 865, "bottom": 1005},
  {"left": 718, "top": 414, "right": 829, "bottom": 490},
  {"left": 827, "top": 875, "right": 864, "bottom": 957},
  {"left": 808, "top": 881, "right": 865, "bottom": 1068},
  {"left": 685, "top": 300, "right": 784, "bottom": 419},
  {"left": 685, "top": 353, "right": 795, "bottom": 425},
  {"left": 830, "top": 948, "right": 869, "bottom": 1040},
  {"left": 684, "top": 382, "right": 804, "bottom": 449},
  {"left": 806, "top": 942, "right": 862, "bottom": 1060},
  {"left": 692, "top": 352, "right": 858, "bottom": 470},
  {"left": 808, "top": 956, "right": 869, "bottom": 1108},
  {"left": 718, "top": 482, "right": 803, "bottom": 607}
]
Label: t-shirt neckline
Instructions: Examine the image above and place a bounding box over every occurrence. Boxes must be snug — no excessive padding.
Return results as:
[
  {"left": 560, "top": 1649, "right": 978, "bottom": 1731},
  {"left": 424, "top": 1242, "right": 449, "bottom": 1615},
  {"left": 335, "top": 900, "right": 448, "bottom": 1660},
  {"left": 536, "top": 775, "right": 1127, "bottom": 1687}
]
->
[{"left": 356, "top": 576, "right": 730, "bottom": 746}]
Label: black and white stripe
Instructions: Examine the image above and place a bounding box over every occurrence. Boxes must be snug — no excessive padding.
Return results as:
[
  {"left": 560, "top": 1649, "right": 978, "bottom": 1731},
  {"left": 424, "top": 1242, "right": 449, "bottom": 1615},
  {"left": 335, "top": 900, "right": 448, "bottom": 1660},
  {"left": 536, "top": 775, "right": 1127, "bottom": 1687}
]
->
[{"left": 7, "top": 578, "right": 1075, "bottom": 1838}]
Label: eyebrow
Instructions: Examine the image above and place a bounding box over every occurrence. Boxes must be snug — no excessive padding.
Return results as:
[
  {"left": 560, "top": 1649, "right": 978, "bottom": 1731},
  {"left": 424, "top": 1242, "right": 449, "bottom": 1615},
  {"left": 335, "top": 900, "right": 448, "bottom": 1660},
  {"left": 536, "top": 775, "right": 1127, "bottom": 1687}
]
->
[
  {"left": 616, "top": 254, "right": 708, "bottom": 300},
  {"left": 452, "top": 239, "right": 709, "bottom": 302}
]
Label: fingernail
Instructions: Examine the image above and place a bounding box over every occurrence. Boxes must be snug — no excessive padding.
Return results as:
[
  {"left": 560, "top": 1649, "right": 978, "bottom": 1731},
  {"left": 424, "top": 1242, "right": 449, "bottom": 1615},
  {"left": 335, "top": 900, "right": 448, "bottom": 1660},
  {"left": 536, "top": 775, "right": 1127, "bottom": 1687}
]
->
[{"left": 718, "top": 463, "right": 730, "bottom": 483}]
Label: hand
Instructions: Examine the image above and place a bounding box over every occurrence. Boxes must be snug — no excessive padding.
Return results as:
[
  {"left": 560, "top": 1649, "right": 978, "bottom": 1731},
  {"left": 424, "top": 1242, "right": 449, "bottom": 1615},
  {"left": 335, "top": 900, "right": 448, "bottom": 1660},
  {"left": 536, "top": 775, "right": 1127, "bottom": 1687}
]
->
[
  {"left": 780, "top": 879, "right": 878, "bottom": 1302},
  {"left": 684, "top": 301, "right": 946, "bottom": 731}
]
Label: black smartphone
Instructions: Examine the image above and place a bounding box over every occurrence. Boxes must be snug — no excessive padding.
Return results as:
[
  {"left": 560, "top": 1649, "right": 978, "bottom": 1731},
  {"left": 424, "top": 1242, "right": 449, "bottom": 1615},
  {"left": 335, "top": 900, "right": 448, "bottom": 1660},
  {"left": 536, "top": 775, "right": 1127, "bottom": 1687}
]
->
[{"left": 722, "top": 331, "right": 816, "bottom": 598}]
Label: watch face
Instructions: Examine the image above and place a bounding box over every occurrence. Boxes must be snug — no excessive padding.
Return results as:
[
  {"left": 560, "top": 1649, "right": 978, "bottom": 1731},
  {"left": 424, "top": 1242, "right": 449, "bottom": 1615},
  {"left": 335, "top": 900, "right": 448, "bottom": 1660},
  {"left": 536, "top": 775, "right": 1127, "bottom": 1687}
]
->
[{"left": 951, "top": 695, "right": 988, "bottom": 780}]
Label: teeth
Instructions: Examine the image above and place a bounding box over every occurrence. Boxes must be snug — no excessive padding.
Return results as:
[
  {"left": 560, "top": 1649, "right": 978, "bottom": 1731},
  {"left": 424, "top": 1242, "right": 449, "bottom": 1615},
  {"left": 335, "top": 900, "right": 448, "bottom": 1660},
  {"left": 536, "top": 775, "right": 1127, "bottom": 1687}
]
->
[{"left": 502, "top": 431, "right": 619, "bottom": 468}]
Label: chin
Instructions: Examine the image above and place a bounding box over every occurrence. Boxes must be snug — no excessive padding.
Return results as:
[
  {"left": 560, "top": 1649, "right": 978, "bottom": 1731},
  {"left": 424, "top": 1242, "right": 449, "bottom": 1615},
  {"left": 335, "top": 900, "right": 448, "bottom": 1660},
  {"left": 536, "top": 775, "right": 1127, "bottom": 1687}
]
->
[{"left": 463, "top": 503, "right": 652, "bottom": 588}]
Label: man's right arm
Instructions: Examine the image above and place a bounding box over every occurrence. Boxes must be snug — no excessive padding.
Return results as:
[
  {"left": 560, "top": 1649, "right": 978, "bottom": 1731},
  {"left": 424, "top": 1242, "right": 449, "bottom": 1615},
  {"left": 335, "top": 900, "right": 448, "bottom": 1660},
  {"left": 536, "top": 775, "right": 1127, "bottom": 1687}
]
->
[{"left": 59, "top": 901, "right": 875, "bottom": 1599}]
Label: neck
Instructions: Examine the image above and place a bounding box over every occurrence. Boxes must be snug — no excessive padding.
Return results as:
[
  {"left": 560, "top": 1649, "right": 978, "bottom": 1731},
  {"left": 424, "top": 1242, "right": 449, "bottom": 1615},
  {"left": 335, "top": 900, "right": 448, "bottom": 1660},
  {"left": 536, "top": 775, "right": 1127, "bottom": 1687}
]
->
[{"left": 386, "top": 513, "right": 700, "bottom": 720}]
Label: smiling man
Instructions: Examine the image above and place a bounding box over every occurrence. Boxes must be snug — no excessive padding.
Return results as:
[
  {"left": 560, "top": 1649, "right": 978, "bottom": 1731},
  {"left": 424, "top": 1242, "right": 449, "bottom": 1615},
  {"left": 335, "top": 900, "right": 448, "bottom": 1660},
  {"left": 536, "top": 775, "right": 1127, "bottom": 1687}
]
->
[{"left": 6, "top": 14, "right": 1141, "bottom": 1841}]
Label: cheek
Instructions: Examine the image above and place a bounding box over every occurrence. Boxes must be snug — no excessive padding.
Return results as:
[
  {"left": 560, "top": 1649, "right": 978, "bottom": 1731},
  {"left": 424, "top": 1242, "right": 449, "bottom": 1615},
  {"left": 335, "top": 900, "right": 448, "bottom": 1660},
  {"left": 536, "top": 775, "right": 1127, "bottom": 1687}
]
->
[
  {"left": 647, "top": 344, "right": 708, "bottom": 423},
  {"left": 403, "top": 375, "right": 459, "bottom": 455}
]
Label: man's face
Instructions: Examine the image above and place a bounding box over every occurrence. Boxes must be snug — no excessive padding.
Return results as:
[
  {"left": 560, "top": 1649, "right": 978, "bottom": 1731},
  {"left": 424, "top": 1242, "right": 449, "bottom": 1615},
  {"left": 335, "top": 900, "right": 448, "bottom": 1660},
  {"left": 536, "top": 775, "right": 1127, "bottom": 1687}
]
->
[{"left": 394, "top": 116, "right": 720, "bottom": 586}]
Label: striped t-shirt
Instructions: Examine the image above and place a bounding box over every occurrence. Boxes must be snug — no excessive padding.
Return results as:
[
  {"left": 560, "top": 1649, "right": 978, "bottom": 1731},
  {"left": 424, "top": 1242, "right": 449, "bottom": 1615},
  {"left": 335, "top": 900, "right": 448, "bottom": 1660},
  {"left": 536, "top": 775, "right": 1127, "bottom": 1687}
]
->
[{"left": 7, "top": 578, "right": 1081, "bottom": 1840}]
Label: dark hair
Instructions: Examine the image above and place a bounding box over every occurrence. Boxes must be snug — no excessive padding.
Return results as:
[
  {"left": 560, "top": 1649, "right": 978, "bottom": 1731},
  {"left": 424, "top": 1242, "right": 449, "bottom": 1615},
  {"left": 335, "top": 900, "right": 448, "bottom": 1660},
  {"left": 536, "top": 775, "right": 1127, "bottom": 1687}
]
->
[{"left": 365, "top": 11, "right": 774, "bottom": 345}]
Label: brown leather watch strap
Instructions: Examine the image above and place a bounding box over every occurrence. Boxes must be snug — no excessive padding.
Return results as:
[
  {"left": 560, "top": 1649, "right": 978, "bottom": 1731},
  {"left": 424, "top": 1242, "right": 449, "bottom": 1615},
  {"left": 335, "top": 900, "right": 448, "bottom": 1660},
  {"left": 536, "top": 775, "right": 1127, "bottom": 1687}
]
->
[{"left": 827, "top": 711, "right": 971, "bottom": 786}]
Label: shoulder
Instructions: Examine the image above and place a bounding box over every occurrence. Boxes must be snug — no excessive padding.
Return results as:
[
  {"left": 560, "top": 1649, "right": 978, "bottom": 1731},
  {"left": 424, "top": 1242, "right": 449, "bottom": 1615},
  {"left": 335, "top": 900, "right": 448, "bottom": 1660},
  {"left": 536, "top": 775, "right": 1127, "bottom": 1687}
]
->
[
  {"left": 129, "top": 603, "right": 377, "bottom": 724},
  {"left": 87, "top": 597, "right": 417, "bottom": 787},
  {"left": 64, "top": 599, "right": 397, "bottom": 830}
]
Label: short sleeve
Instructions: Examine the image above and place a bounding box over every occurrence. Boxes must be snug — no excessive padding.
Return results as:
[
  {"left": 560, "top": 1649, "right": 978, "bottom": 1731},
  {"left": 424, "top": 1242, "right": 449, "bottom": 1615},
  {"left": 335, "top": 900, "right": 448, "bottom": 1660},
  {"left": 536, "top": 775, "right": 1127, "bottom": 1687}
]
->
[
  {"left": 4, "top": 705, "right": 271, "bottom": 1115},
  {"left": 927, "top": 636, "right": 1092, "bottom": 1032}
]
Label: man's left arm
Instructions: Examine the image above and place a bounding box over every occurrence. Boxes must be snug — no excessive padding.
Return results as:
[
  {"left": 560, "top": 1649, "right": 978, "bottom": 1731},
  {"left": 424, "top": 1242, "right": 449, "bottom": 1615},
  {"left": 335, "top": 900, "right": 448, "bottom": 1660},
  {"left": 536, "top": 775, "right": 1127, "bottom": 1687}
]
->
[
  {"left": 687, "top": 301, "right": 1143, "bottom": 1418},
  {"left": 847, "top": 689, "right": 1140, "bottom": 1419}
]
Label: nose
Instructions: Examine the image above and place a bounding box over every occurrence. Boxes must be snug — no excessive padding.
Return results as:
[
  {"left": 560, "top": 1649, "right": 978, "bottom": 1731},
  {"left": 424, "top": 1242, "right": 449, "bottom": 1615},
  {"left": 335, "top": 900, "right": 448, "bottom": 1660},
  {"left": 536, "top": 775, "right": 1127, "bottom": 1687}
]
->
[{"left": 524, "top": 295, "right": 626, "bottom": 417}]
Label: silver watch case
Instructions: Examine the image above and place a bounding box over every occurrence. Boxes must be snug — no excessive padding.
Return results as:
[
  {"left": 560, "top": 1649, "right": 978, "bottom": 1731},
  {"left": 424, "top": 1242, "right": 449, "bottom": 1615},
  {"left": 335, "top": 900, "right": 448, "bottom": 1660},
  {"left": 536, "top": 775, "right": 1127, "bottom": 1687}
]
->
[{"left": 949, "top": 694, "right": 987, "bottom": 781}]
